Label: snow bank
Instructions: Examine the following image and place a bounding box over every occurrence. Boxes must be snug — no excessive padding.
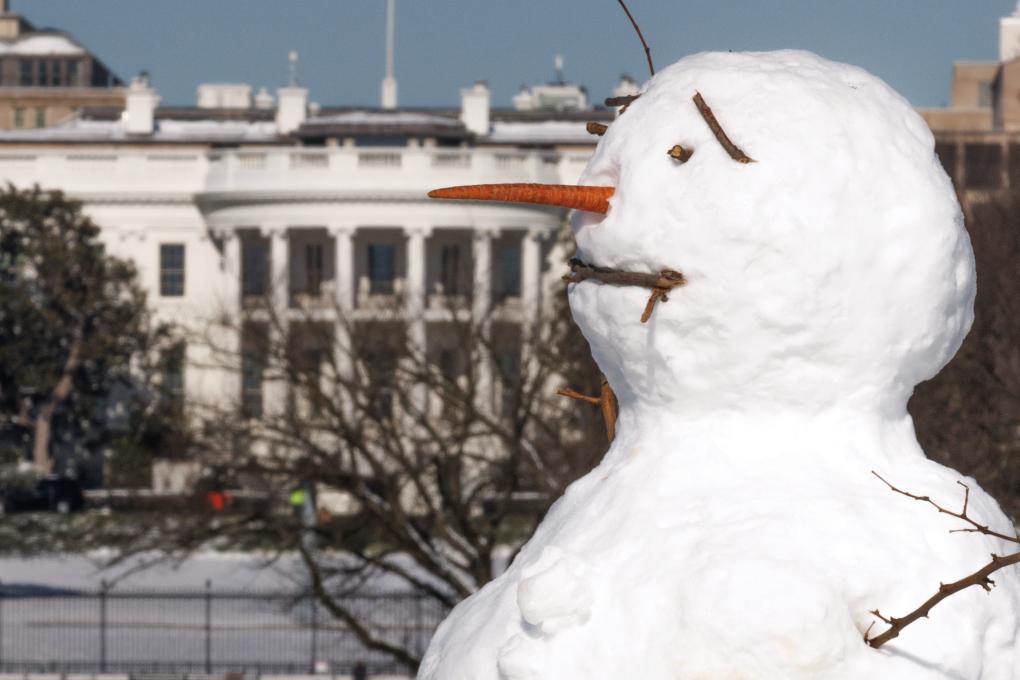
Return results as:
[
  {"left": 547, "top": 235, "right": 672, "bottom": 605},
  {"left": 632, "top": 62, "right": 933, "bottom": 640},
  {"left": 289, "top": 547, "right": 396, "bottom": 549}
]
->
[{"left": 419, "top": 51, "right": 1019, "bottom": 680}]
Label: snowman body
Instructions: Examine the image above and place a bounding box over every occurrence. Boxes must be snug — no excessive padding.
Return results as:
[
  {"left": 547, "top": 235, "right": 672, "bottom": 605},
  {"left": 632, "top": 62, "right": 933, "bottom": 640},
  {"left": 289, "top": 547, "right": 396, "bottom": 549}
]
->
[{"left": 419, "top": 51, "right": 1020, "bottom": 680}]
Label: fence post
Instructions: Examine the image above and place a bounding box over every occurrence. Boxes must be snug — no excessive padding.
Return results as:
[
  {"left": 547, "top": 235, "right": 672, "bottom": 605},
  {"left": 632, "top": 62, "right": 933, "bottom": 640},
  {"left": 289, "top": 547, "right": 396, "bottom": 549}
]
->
[
  {"left": 309, "top": 590, "right": 318, "bottom": 673},
  {"left": 99, "top": 579, "right": 108, "bottom": 673},
  {"left": 0, "top": 578, "right": 5, "bottom": 669},
  {"left": 204, "top": 579, "right": 212, "bottom": 674},
  {"left": 415, "top": 594, "right": 424, "bottom": 657}
]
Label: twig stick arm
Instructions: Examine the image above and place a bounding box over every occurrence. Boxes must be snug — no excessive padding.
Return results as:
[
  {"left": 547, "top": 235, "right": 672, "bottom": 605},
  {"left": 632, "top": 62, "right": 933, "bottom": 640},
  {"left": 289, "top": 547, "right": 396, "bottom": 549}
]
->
[
  {"left": 557, "top": 374, "right": 618, "bottom": 442},
  {"left": 866, "top": 472, "right": 1020, "bottom": 648},
  {"left": 871, "top": 471, "right": 1020, "bottom": 544},
  {"left": 866, "top": 551, "right": 1020, "bottom": 648}
]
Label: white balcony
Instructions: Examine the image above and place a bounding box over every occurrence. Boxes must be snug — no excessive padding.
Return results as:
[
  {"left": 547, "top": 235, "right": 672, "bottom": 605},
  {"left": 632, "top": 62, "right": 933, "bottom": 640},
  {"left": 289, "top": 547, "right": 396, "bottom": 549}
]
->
[{"left": 202, "top": 147, "right": 578, "bottom": 197}]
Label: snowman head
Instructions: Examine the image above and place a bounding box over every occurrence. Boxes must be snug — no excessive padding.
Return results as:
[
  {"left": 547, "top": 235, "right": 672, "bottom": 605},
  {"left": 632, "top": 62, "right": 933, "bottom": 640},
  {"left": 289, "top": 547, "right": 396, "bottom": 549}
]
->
[{"left": 432, "top": 50, "right": 974, "bottom": 419}]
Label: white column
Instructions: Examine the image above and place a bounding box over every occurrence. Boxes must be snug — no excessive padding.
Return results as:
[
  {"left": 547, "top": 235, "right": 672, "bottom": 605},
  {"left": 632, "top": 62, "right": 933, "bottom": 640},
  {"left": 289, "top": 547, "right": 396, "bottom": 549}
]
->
[
  {"left": 332, "top": 225, "right": 356, "bottom": 313},
  {"left": 404, "top": 225, "right": 429, "bottom": 339},
  {"left": 331, "top": 225, "right": 356, "bottom": 417},
  {"left": 521, "top": 228, "right": 543, "bottom": 323},
  {"left": 472, "top": 230, "right": 494, "bottom": 412},
  {"left": 266, "top": 226, "right": 290, "bottom": 416},
  {"left": 218, "top": 230, "right": 243, "bottom": 407},
  {"left": 268, "top": 226, "right": 290, "bottom": 316},
  {"left": 404, "top": 225, "right": 430, "bottom": 416},
  {"left": 472, "top": 230, "right": 493, "bottom": 320}
]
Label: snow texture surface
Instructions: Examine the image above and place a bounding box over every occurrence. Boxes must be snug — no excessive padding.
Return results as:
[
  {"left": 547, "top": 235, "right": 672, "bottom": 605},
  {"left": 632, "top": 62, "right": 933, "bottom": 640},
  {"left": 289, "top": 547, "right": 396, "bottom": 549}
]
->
[
  {"left": 487, "top": 121, "right": 594, "bottom": 145},
  {"left": 0, "top": 117, "right": 278, "bottom": 143},
  {"left": 0, "top": 35, "right": 85, "bottom": 55},
  {"left": 419, "top": 51, "right": 1020, "bottom": 680}
]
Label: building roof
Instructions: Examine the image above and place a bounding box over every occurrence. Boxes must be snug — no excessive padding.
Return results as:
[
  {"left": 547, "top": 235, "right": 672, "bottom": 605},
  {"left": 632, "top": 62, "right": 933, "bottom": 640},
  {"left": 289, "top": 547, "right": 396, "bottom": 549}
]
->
[
  {"left": 295, "top": 108, "right": 471, "bottom": 141},
  {"left": 0, "top": 103, "right": 614, "bottom": 146},
  {"left": 0, "top": 32, "right": 84, "bottom": 55},
  {"left": 0, "top": 116, "right": 278, "bottom": 144},
  {"left": 487, "top": 120, "right": 599, "bottom": 145}
]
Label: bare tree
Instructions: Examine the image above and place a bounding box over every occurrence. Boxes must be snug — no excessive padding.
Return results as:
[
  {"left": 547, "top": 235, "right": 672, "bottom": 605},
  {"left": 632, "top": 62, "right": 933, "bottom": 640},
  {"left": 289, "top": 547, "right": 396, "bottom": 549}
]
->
[
  {"left": 910, "top": 189, "right": 1020, "bottom": 521},
  {"left": 99, "top": 239, "right": 607, "bottom": 670}
]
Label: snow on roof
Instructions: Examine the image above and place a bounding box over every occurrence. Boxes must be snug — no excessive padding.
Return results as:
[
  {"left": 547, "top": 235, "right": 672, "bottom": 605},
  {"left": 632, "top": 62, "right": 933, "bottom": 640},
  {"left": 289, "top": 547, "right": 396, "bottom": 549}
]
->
[
  {"left": 0, "top": 117, "right": 278, "bottom": 143},
  {"left": 304, "top": 110, "right": 460, "bottom": 127},
  {"left": 487, "top": 120, "right": 596, "bottom": 145},
  {"left": 0, "top": 34, "right": 85, "bottom": 56}
]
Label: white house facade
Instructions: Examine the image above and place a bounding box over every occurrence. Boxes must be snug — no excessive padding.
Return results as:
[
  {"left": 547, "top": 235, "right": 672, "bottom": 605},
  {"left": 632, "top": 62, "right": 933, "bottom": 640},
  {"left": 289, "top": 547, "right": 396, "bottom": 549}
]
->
[{"left": 0, "top": 73, "right": 628, "bottom": 482}]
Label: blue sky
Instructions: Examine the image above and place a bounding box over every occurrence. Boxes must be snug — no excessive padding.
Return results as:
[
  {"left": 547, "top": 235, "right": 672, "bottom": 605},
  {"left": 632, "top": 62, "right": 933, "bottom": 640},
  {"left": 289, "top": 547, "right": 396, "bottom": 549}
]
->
[{"left": 14, "top": 1, "right": 1015, "bottom": 109}]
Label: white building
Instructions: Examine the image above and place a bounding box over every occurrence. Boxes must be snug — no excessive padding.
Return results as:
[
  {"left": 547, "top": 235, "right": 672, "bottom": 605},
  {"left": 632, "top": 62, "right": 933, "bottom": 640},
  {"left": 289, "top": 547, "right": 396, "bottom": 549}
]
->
[{"left": 0, "top": 69, "right": 616, "bottom": 476}]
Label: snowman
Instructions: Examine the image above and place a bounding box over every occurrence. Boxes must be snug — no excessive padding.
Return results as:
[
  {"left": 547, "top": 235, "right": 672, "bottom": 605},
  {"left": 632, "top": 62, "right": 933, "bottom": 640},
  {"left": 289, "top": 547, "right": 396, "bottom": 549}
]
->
[{"left": 422, "top": 50, "right": 1020, "bottom": 680}]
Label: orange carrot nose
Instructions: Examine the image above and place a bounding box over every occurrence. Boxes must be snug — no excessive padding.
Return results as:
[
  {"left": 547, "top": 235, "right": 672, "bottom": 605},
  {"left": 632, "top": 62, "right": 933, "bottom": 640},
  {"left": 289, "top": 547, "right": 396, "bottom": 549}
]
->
[{"left": 428, "top": 183, "right": 615, "bottom": 214}]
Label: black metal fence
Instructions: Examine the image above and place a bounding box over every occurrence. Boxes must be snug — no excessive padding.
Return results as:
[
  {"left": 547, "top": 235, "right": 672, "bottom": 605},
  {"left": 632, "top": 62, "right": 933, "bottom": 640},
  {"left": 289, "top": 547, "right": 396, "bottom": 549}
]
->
[{"left": 0, "top": 581, "right": 447, "bottom": 676}]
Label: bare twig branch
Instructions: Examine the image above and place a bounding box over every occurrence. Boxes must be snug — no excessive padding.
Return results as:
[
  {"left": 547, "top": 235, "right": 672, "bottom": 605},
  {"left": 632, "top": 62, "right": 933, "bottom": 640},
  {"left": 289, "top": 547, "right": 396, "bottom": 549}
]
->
[
  {"left": 605, "top": 94, "right": 640, "bottom": 108},
  {"left": 563, "top": 258, "right": 686, "bottom": 323},
  {"left": 871, "top": 471, "right": 1020, "bottom": 544},
  {"left": 615, "top": 0, "right": 655, "bottom": 76},
  {"left": 557, "top": 374, "right": 617, "bottom": 442},
  {"left": 692, "top": 91, "right": 755, "bottom": 164},
  {"left": 865, "top": 473, "right": 1020, "bottom": 647},
  {"left": 557, "top": 387, "right": 602, "bottom": 406},
  {"left": 667, "top": 144, "right": 694, "bottom": 162},
  {"left": 866, "top": 551, "right": 1020, "bottom": 648},
  {"left": 299, "top": 543, "right": 422, "bottom": 670}
]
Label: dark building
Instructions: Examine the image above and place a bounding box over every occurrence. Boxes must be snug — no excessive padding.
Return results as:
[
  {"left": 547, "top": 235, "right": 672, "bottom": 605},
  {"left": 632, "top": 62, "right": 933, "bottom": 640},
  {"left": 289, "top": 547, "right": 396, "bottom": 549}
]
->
[{"left": 0, "top": 0, "right": 123, "bottom": 130}]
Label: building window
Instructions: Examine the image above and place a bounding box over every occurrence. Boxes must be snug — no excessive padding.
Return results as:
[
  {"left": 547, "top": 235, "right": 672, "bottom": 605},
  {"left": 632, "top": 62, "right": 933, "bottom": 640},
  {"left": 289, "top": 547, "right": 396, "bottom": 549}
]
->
[
  {"left": 366, "top": 352, "right": 396, "bottom": 418},
  {"left": 368, "top": 243, "right": 396, "bottom": 294},
  {"left": 34, "top": 107, "right": 45, "bottom": 128},
  {"left": 300, "top": 348, "right": 325, "bottom": 417},
  {"left": 495, "top": 242, "right": 521, "bottom": 299},
  {"left": 160, "top": 344, "right": 186, "bottom": 411},
  {"left": 13, "top": 107, "right": 24, "bottom": 129},
  {"left": 439, "top": 244, "right": 461, "bottom": 295},
  {"left": 977, "top": 81, "right": 993, "bottom": 109},
  {"left": 964, "top": 143, "right": 1002, "bottom": 189},
  {"left": 495, "top": 351, "right": 521, "bottom": 417},
  {"left": 241, "top": 349, "right": 265, "bottom": 419},
  {"left": 1007, "top": 144, "right": 1020, "bottom": 191},
  {"left": 19, "top": 59, "right": 32, "bottom": 86},
  {"left": 935, "top": 142, "right": 957, "bottom": 182},
  {"left": 159, "top": 244, "right": 185, "bottom": 297},
  {"left": 305, "top": 243, "right": 324, "bottom": 296},
  {"left": 67, "top": 59, "right": 80, "bottom": 86},
  {"left": 38, "top": 60, "right": 49, "bottom": 87},
  {"left": 242, "top": 239, "right": 268, "bottom": 297}
]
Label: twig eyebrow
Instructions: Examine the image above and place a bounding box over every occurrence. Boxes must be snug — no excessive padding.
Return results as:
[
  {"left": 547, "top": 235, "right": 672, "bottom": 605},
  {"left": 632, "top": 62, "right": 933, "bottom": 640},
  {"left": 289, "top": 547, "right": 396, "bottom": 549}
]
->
[{"left": 693, "top": 91, "right": 755, "bottom": 164}]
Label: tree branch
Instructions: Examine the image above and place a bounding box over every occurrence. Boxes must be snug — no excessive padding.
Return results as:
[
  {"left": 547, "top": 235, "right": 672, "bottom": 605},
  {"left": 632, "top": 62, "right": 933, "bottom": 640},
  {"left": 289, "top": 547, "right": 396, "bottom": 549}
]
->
[{"left": 615, "top": 0, "right": 655, "bottom": 77}]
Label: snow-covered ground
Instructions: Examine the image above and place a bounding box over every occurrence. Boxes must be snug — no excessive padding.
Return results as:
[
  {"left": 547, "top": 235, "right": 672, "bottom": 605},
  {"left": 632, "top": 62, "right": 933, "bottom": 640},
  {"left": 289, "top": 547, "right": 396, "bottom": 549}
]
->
[
  {"left": 0, "top": 553, "right": 439, "bottom": 676},
  {"left": 0, "top": 552, "right": 305, "bottom": 591}
]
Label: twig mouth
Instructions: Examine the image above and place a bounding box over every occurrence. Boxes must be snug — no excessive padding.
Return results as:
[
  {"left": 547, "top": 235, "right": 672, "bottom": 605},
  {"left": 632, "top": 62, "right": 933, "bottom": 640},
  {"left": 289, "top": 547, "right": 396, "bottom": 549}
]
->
[{"left": 563, "top": 257, "right": 686, "bottom": 323}]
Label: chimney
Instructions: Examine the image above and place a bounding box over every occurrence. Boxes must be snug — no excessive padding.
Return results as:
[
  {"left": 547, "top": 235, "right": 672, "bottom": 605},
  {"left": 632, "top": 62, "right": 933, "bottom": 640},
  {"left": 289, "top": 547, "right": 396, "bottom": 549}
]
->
[
  {"left": 254, "top": 86, "right": 274, "bottom": 110},
  {"left": 124, "top": 72, "right": 159, "bottom": 135},
  {"left": 380, "top": 0, "right": 398, "bottom": 109},
  {"left": 460, "top": 81, "right": 490, "bottom": 136},
  {"left": 276, "top": 86, "right": 307, "bottom": 135}
]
